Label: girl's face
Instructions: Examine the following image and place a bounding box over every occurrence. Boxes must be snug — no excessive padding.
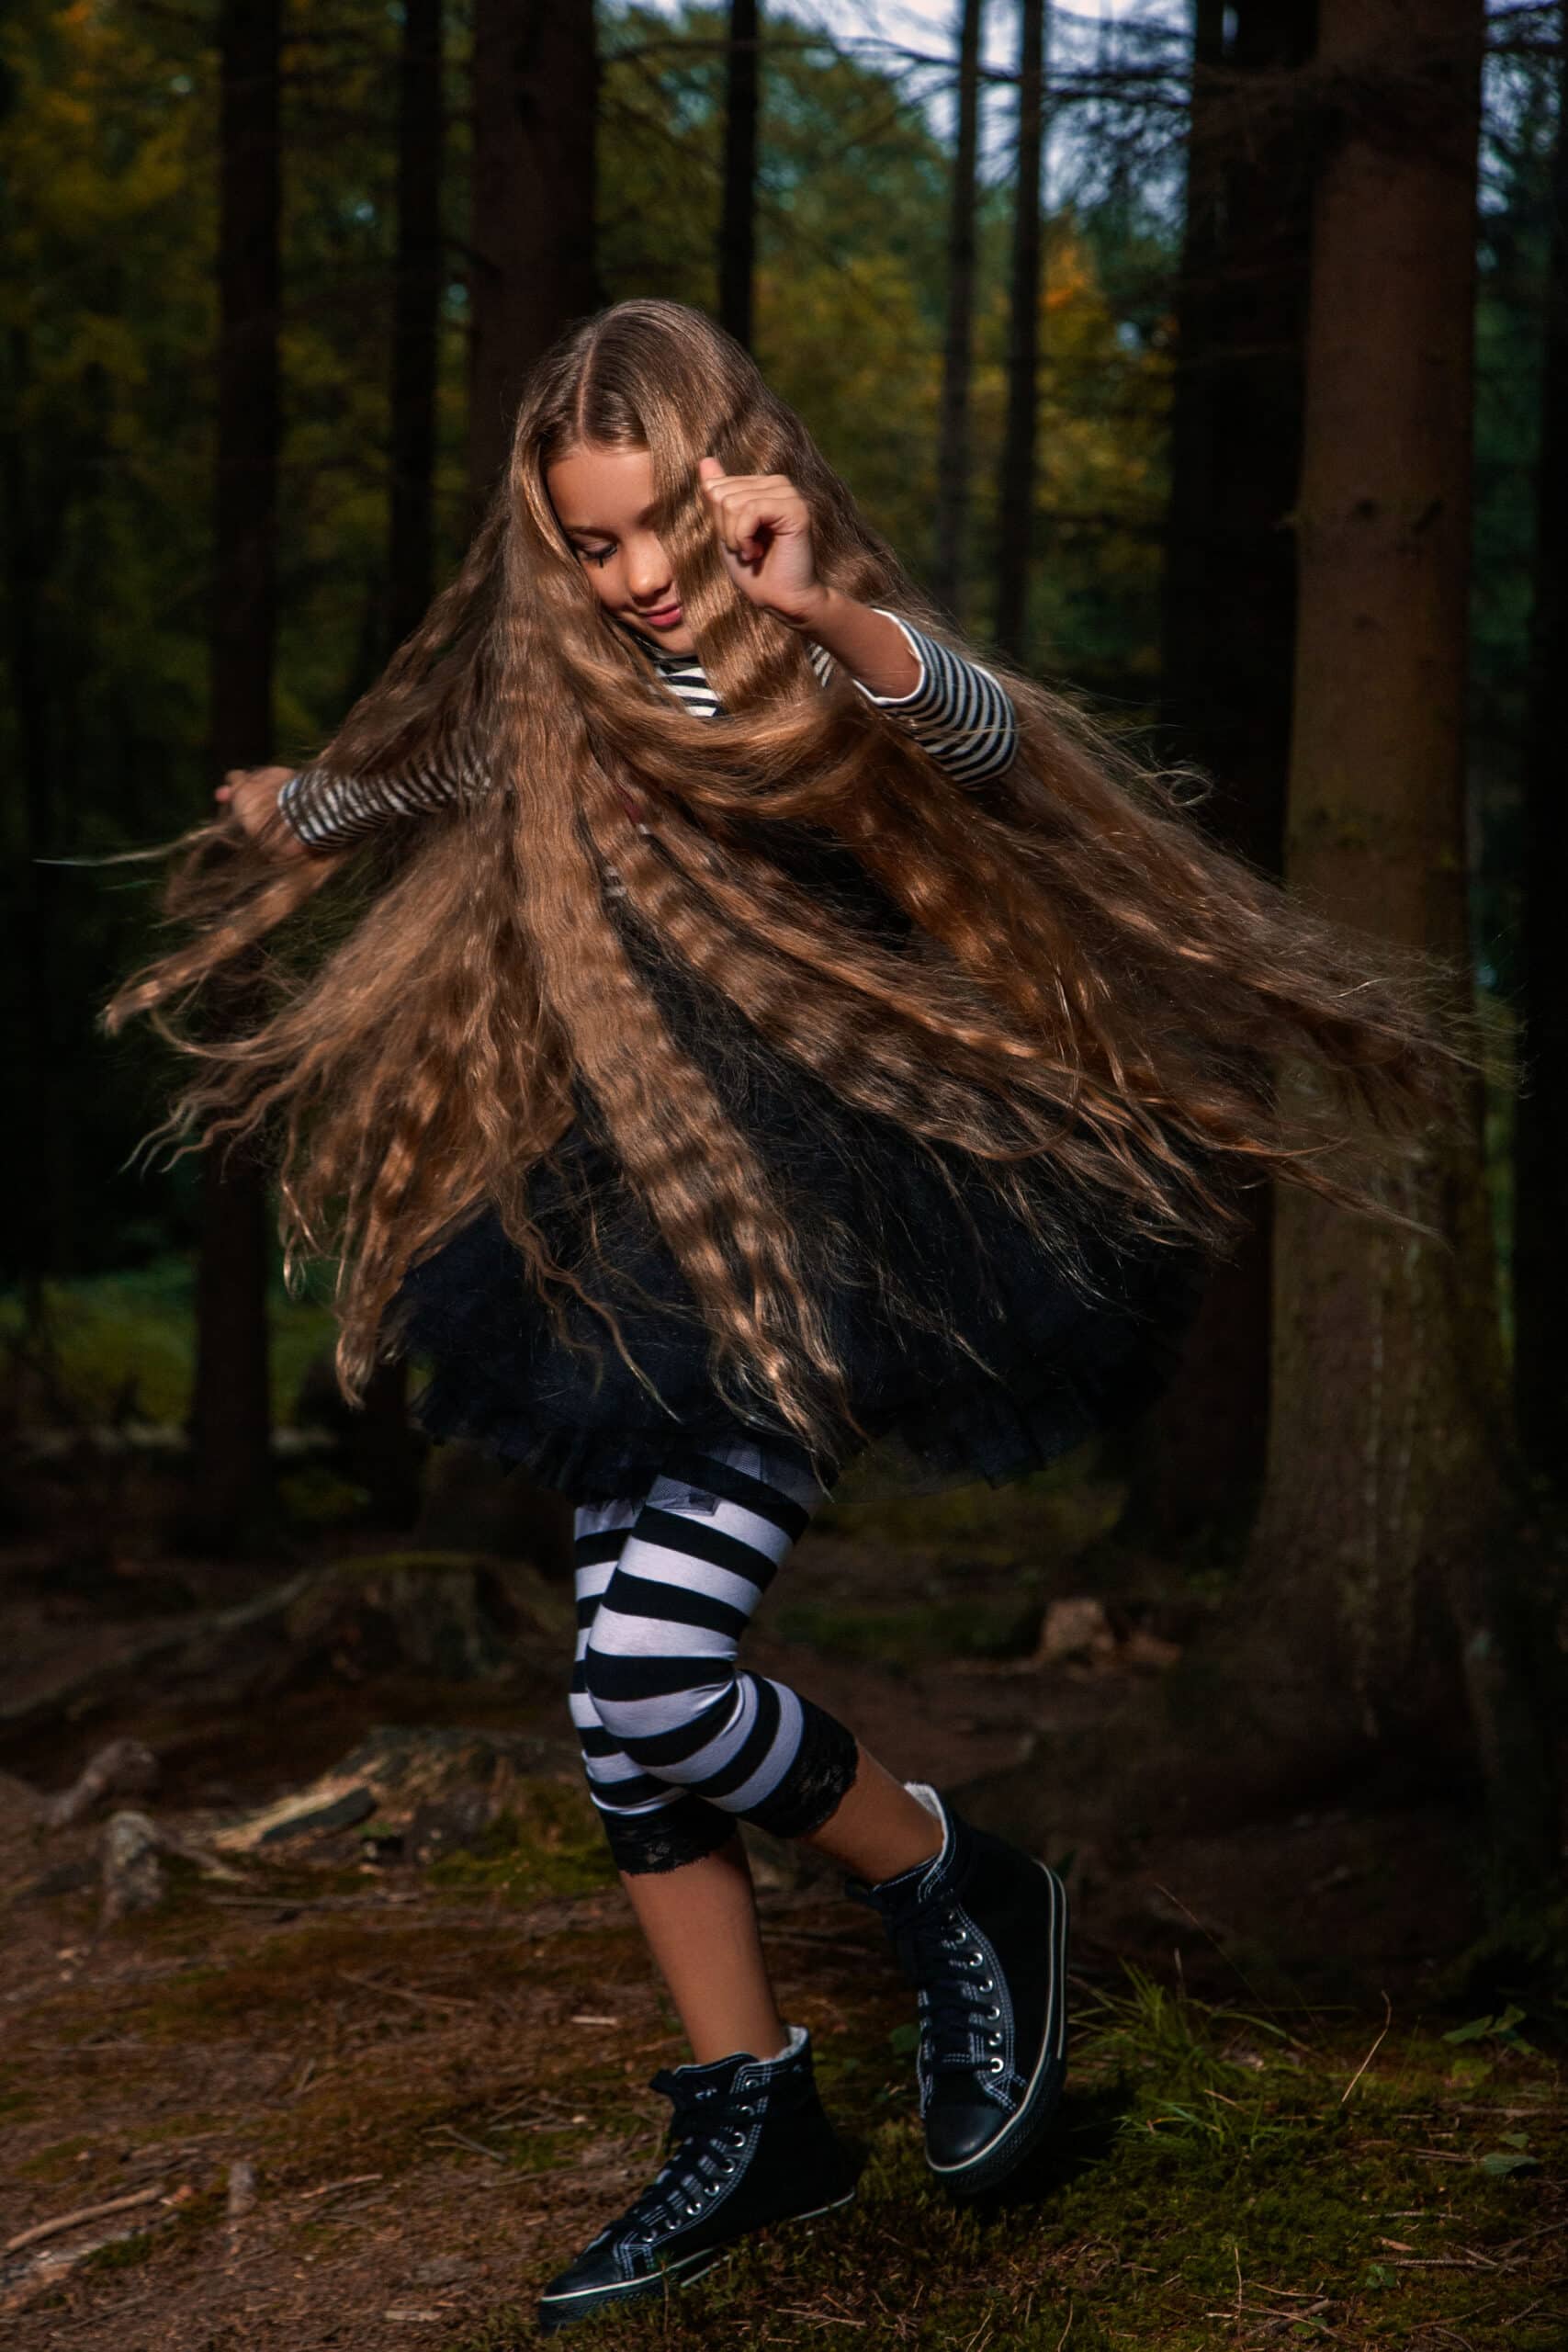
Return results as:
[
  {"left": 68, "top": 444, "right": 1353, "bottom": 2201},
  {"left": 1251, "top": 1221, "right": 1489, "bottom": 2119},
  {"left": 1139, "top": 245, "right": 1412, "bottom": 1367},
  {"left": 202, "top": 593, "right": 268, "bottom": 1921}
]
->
[{"left": 546, "top": 442, "right": 697, "bottom": 658}]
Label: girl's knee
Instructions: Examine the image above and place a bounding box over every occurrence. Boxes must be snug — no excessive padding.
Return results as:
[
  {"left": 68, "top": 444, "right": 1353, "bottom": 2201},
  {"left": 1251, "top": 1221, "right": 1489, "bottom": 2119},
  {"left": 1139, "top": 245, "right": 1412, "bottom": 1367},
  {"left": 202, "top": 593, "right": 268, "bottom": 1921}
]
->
[{"left": 579, "top": 1640, "right": 736, "bottom": 1769}]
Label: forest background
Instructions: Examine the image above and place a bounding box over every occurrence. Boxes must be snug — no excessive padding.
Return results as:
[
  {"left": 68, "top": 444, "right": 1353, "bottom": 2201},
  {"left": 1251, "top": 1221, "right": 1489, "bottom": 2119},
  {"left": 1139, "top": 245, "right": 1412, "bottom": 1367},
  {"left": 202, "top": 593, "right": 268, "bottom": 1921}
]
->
[
  {"left": 5, "top": 0, "right": 1568, "bottom": 1873},
  {"left": 4, "top": 0, "right": 1567, "bottom": 1864},
  {"left": 3, "top": 5, "right": 1568, "bottom": 2345}
]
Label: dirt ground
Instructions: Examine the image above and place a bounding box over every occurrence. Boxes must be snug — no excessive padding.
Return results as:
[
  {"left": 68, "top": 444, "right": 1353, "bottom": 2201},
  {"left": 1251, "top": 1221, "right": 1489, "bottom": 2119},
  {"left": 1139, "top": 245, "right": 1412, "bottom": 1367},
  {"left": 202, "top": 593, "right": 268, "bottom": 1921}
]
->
[{"left": 2, "top": 1475, "right": 1563, "bottom": 2349}]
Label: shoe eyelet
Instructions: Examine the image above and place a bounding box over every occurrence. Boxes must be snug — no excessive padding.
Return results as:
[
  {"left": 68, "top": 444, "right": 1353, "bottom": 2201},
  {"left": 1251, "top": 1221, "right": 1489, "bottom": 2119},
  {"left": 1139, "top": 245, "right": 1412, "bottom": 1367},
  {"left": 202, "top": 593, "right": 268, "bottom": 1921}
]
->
[
  {"left": 976, "top": 1976, "right": 994, "bottom": 1993},
  {"left": 985, "top": 2004, "right": 1001, "bottom": 2021},
  {"left": 987, "top": 2032, "right": 1003, "bottom": 2047},
  {"left": 987, "top": 2056, "right": 1006, "bottom": 2075}
]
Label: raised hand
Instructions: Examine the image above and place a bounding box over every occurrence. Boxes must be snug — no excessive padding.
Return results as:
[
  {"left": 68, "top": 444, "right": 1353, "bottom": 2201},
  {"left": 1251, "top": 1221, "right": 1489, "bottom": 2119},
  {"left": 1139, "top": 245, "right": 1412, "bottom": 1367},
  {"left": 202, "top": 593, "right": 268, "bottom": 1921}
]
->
[
  {"left": 215, "top": 766, "right": 309, "bottom": 859},
  {"left": 696, "top": 456, "right": 828, "bottom": 629}
]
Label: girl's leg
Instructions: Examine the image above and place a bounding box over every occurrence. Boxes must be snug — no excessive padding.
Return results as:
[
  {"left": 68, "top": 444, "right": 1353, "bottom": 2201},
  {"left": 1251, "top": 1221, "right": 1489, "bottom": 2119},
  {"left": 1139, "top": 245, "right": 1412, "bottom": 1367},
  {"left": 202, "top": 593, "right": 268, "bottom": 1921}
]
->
[
  {"left": 571, "top": 1484, "right": 788, "bottom": 2063},
  {"left": 573, "top": 1437, "right": 942, "bottom": 2044}
]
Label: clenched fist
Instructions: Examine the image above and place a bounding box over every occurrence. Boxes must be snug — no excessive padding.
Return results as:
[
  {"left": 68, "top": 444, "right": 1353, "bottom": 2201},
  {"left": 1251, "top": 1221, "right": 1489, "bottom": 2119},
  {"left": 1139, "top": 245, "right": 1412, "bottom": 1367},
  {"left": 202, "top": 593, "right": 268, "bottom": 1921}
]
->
[
  {"left": 696, "top": 457, "right": 829, "bottom": 631},
  {"left": 215, "top": 766, "right": 308, "bottom": 859}
]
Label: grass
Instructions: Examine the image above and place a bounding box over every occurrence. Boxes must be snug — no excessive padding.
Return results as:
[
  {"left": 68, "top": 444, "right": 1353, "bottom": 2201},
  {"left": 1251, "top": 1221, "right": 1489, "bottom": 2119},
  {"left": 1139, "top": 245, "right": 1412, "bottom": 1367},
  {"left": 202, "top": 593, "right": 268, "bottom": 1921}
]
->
[{"left": 437, "top": 1963, "right": 1566, "bottom": 2352}]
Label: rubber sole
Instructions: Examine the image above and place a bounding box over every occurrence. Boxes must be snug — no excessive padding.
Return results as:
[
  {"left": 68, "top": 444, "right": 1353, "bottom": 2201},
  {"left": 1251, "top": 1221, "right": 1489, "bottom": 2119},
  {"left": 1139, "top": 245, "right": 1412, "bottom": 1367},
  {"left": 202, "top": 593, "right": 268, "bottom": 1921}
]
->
[
  {"left": 929, "top": 1860, "right": 1071, "bottom": 2199},
  {"left": 536, "top": 2185, "right": 858, "bottom": 2335}
]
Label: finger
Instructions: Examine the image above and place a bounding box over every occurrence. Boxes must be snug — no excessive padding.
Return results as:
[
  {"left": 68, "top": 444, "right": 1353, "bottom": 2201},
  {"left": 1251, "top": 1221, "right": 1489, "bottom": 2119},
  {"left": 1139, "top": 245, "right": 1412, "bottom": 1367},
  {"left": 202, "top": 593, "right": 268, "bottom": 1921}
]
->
[
  {"left": 728, "top": 496, "right": 792, "bottom": 559},
  {"left": 697, "top": 456, "right": 726, "bottom": 488}
]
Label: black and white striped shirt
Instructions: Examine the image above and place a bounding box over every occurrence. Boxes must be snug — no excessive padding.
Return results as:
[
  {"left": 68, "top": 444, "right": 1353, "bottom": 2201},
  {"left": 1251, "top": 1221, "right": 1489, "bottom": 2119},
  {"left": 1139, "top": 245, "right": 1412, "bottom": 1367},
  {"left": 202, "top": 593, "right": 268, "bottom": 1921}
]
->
[{"left": 276, "top": 606, "right": 1017, "bottom": 852}]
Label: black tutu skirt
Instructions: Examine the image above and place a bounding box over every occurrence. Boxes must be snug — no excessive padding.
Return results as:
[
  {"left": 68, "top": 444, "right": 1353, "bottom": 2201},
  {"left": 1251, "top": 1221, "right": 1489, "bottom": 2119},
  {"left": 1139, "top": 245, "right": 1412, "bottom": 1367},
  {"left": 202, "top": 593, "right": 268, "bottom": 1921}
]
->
[{"left": 392, "top": 832, "right": 1210, "bottom": 1504}]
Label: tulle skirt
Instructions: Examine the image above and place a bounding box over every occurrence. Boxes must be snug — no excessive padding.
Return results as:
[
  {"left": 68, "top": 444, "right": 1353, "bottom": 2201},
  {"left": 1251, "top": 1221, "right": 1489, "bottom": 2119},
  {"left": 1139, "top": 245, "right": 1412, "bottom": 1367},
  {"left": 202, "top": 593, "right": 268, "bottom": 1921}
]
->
[{"left": 390, "top": 844, "right": 1208, "bottom": 1503}]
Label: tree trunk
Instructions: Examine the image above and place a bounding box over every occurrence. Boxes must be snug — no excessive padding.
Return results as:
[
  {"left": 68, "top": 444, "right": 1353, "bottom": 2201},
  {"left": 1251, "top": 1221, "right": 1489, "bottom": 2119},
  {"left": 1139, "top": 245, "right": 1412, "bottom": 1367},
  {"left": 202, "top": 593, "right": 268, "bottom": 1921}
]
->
[
  {"left": 718, "top": 0, "right": 760, "bottom": 350},
  {"left": 389, "top": 0, "right": 445, "bottom": 648},
  {"left": 932, "top": 0, "right": 985, "bottom": 624},
  {"left": 994, "top": 0, "right": 1045, "bottom": 662},
  {"left": 1514, "top": 9, "right": 1568, "bottom": 1484},
  {"left": 3, "top": 328, "right": 71, "bottom": 1312},
  {"left": 468, "top": 0, "right": 600, "bottom": 512},
  {"left": 461, "top": 0, "right": 599, "bottom": 1551},
  {"left": 343, "top": 0, "right": 447, "bottom": 1531},
  {"left": 192, "top": 0, "right": 282, "bottom": 1545},
  {"left": 1244, "top": 0, "right": 1553, "bottom": 1893},
  {"left": 1140, "top": 0, "right": 1316, "bottom": 1544}
]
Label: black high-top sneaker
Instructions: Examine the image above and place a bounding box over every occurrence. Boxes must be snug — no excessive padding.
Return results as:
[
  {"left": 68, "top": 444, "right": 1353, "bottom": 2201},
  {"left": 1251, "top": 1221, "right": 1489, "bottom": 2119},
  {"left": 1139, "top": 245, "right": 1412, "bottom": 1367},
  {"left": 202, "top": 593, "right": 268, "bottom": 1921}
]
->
[
  {"left": 846, "top": 1783, "right": 1069, "bottom": 2197},
  {"left": 536, "top": 2024, "right": 857, "bottom": 2335}
]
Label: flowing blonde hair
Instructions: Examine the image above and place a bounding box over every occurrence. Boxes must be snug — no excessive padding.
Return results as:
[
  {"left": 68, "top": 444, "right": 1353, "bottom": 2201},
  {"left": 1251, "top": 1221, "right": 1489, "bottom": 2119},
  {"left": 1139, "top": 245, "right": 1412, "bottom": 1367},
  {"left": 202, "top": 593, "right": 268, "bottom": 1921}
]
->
[{"left": 107, "top": 297, "right": 1470, "bottom": 1459}]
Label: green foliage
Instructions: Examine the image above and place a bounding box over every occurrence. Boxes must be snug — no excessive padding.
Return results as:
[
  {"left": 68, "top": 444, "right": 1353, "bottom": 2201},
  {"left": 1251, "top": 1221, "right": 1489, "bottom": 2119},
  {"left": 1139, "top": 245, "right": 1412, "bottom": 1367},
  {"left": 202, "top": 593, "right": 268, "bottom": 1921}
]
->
[
  {"left": 1078, "top": 1962, "right": 1300, "bottom": 2157},
  {"left": 0, "top": 1255, "right": 335, "bottom": 1424},
  {"left": 1444, "top": 2004, "right": 1538, "bottom": 2052}
]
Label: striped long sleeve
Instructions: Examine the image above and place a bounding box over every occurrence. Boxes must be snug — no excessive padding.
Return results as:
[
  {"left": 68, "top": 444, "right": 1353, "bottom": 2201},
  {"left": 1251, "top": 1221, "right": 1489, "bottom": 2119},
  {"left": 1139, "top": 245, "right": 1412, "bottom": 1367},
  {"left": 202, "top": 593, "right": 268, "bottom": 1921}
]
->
[
  {"left": 844, "top": 609, "right": 1017, "bottom": 787},
  {"left": 276, "top": 608, "right": 1018, "bottom": 853},
  {"left": 276, "top": 740, "right": 489, "bottom": 852}
]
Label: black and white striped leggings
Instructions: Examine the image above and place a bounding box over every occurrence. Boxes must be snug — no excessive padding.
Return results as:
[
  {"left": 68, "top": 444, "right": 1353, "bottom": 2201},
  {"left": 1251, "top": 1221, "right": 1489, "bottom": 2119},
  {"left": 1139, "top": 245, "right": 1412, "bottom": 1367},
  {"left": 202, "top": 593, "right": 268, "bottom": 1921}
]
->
[{"left": 570, "top": 1434, "right": 862, "bottom": 1875}]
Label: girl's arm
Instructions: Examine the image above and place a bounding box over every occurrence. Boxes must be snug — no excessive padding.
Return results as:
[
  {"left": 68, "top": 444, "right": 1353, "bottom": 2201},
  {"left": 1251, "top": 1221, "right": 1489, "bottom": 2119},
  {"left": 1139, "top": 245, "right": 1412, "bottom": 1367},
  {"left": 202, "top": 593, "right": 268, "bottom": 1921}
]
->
[
  {"left": 693, "top": 467, "right": 1017, "bottom": 787},
  {"left": 276, "top": 744, "right": 487, "bottom": 853},
  {"left": 809, "top": 607, "right": 1019, "bottom": 788},
  {"left": 266, "top": 609, "right": 1016, "bottom": 854},
  {"left": 215, "top": 754, "right": 482, "bottom": 856}
]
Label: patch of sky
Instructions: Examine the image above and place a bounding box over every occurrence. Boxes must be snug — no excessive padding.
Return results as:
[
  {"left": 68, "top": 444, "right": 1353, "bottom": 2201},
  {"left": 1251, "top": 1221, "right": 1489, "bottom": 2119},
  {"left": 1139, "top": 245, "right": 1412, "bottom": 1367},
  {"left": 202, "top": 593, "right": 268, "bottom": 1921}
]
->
[{"left": 612, "top": 0, "right": 1191, "bottom": 229}]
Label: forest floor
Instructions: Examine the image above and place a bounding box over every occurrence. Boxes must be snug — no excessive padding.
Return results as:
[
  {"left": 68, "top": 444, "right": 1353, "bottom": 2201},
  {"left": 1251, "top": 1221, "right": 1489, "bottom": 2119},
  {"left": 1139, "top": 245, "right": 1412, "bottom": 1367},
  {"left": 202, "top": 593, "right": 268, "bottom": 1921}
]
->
[{"left": 1, "top": 1450, "right": 1564, "bottom": 2350}]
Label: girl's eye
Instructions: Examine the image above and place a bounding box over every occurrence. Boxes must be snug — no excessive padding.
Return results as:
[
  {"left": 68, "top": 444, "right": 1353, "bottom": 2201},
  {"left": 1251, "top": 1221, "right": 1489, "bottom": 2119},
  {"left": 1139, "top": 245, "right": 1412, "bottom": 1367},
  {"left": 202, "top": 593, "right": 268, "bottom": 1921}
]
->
[{"left": 577, "top": 545, "right": 615, "bottom": 569}]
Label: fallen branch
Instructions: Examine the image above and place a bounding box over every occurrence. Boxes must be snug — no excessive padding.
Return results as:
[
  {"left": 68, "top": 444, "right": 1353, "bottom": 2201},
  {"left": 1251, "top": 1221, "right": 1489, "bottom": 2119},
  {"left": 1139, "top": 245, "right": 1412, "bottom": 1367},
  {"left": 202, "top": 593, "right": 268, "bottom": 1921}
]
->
[{"left": 5, "top": 2182, "right": 167, "bottom": 2256}]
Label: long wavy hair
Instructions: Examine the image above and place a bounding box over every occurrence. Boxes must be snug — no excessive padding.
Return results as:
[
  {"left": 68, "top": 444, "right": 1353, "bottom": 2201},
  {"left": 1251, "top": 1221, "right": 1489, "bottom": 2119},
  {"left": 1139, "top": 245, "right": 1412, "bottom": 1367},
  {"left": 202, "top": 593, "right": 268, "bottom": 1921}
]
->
[{"left": 107, "top": 297, "right": 1472, "bottom": 1458}]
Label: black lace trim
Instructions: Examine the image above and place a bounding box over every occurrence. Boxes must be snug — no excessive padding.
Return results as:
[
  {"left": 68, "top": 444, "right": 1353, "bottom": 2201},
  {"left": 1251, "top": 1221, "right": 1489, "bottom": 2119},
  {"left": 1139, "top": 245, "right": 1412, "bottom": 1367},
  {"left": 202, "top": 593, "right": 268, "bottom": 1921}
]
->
[
  {"left": 745, "top": 1700, "right": 861, "bottom": 1840},
  {"left": 596, "top": 1702, "right": 861, "bottom": 1874},
  {"left": 599, "top": 1794, "right": 740, "bottom": 1878}
]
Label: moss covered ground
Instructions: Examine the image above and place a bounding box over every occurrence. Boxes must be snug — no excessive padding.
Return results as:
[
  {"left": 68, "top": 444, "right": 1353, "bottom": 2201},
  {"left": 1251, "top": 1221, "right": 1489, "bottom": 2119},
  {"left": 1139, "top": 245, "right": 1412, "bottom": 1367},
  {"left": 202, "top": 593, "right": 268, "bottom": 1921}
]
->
[
  {"left": 3, "top": 1307, "right": 1562, "bottom": 2346},
  {"left": 4, "top": 1805, "right": 1563, "bottom": 2351}
]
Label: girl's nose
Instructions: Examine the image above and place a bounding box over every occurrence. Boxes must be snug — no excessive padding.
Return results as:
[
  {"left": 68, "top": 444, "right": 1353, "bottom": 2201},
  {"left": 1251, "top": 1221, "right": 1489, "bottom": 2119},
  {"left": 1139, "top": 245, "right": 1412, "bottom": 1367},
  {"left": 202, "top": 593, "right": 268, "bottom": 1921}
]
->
[{"left": 625, "top": 534, "right": 674, "bottom": 603}]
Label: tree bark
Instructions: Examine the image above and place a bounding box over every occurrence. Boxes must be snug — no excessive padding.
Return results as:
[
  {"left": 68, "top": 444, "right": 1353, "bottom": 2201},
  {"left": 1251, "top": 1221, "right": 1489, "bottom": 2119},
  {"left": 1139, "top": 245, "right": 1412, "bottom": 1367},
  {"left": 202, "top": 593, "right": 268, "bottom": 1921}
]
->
[
  {"left": 341, "top": 0, "right": 447, "bottom": 1529},
  {"left": 468, "top": 0, "right": 600, "bottom": 512},
  {"left": 3, "top": 327, "right": 72, "bottom": 1309},
  {"left": 193, "top": 0, "right": 282, "bottom": 1544},
  {"left": 1243, "top": 0, "right": 1553, "bottom": 1893},
  {"left": 389, "top": 0, "right": 445, "bottom": 649},
  {"left": 718, "top": 0, "right": 760, "bottom": 350},
  {"left": 932, "top": 0, "right": 985, "bottom": 624},
  {"left": 1514, "top": 8, "right": 1568, "bottom": 1484},
  {"left": 1140, "top": 0, "right": 1316, "bottom": 1544},
  {"left": 994, "top": 0, "right": 1045, "bottom": 662}
]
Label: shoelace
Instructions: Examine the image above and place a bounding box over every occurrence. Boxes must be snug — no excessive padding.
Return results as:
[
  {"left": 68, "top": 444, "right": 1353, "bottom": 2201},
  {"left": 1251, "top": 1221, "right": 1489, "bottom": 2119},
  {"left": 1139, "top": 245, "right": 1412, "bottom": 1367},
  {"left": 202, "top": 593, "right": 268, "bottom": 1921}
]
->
[
  {"left": 897, "top": 1902, "right": 1008, "bottom": 2081},
  {"left": 616, "top": 2078, "right": 758, "bottom": 2245}
]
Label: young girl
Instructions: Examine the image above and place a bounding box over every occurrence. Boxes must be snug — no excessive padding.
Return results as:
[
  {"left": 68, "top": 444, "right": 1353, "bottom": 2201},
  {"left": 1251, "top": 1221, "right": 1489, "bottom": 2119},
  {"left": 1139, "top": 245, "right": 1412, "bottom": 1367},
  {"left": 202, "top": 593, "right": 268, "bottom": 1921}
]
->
[{"left": 112, "top": 298, "right": 1461, "bottom": 2333}]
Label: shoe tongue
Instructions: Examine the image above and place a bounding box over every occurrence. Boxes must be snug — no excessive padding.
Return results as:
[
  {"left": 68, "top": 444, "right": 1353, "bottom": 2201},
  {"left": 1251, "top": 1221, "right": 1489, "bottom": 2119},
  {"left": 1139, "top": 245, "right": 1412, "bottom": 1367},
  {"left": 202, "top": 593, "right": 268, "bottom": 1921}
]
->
[{"left": 652, "top": 2052, "right": 753, "bottom": 2112}]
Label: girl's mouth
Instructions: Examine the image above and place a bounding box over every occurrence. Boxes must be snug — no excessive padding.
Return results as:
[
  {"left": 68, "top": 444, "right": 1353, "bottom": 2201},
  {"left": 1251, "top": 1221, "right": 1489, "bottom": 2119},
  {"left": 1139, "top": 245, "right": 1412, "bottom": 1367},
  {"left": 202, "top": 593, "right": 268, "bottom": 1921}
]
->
[{"left": 637, "top": 603, "right": 682, "bottom": 628}]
